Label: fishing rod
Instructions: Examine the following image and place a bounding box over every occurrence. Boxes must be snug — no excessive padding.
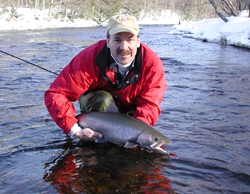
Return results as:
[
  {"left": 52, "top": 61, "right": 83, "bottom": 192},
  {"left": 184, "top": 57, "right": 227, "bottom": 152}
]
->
[
  {"left": 0, "top": 49, "right": 58, "bottom": 75},
  {"left": 1, "top": 49, "right": 169, "bottom": 76}
]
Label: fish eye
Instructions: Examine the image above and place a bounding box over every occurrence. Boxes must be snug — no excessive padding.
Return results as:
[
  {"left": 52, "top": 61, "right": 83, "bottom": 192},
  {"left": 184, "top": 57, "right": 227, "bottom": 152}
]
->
[{"left": 154, "top": 137, "right": 159, "bottom": 141}]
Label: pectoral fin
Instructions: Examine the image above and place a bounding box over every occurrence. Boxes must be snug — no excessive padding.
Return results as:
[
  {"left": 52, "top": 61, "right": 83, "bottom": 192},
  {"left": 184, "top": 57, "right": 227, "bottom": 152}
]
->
[{"left": 124, "top": 141, "right": 138, "bottom": 148}]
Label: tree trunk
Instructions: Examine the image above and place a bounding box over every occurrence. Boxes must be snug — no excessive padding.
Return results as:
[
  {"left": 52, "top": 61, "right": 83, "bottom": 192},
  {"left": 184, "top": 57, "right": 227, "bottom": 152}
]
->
[
  {"left": 208, "top": 0, "right": 228, "bottom": 22},
  {"left": 248, "top": 3, "right": 250, "bottom": 18}
]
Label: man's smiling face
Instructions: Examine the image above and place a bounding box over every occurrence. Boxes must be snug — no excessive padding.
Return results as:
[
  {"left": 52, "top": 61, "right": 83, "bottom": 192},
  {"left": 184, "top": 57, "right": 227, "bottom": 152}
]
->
[{"left": 107, "top": 32, "right": 140, "bottom": 65}]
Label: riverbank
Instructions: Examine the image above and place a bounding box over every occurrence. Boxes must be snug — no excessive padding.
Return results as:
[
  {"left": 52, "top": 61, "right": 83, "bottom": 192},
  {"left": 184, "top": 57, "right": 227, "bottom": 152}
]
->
[
  {"left": 170, "top": 10, "right": 250, "bottom": 49},
  {"left": 0, "top": 8, "right": 249, "bottom": 49},
  {"left": 0, "top": 8, "right": 179, "bottom": 30}
]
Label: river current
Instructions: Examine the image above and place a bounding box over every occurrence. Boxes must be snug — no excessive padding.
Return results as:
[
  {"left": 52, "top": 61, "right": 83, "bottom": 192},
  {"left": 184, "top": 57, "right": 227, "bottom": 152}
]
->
[{"left": 0, "top": 26, "right": 249, "bottom": 193}]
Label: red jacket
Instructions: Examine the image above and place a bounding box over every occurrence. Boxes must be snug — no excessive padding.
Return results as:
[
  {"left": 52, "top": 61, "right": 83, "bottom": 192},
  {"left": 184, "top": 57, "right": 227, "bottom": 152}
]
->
[{"left": 44, "top": 40, "right": 166, "bottom": 134}]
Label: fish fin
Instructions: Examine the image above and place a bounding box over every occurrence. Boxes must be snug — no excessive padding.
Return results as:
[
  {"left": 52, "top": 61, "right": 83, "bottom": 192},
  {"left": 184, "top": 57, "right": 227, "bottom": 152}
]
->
[
  {"left": 124, "top": 141, "right": 138, "bottom": 148},
  {"left": 95, "top": 137, "right": 107, "bottom": 143}
]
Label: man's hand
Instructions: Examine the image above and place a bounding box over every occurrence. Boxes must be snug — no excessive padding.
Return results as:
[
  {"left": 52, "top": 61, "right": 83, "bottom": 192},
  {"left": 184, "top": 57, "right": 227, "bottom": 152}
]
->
[{"left": 73, "top": 127, "right": 102, "bottom": 141}]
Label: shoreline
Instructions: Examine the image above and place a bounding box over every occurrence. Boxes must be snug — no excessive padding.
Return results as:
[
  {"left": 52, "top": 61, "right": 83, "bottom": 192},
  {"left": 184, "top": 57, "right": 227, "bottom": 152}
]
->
[{"left": 1, "top": 8, "right": 249, "bottom": 49}]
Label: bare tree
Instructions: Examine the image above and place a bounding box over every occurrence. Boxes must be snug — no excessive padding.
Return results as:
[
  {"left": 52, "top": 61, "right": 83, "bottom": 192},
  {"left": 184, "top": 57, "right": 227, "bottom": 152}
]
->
[
  {"left": 207, "top": 0, "right": 228, "bottom": 22},
  {"left": 171, "top": 0, "right": 216, "bottom": 21},
  {"left": 120, "top": 0, "right": 144, "bottom": 18},
  {"left": 248, "top": 2, "right": 250, "bottom": 17},
  {"left": 207, "top": 0, "right": 250, "bottom": 22},
  {"left": 3, "top": 0, "right": 249, "bottom": 24},
  {"left": 89, "top": 0, "right": 122, "bottom": 24}
]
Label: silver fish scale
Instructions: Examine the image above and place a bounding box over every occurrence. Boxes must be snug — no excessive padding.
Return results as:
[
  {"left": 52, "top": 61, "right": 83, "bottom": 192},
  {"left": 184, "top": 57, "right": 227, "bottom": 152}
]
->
[{"left": 77, "top": 112, "right": 146, "bottom": 146}]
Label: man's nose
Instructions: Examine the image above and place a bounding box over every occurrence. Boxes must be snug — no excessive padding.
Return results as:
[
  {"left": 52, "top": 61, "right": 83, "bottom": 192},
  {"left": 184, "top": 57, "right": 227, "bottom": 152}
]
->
[{"left": 119, "top": 40, "right": 129, "bottom": 50}]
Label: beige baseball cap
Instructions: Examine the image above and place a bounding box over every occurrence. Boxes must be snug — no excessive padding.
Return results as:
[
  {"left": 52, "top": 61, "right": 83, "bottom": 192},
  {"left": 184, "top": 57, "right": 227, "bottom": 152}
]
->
[{"left": 107, "top": 15, "right": 139, "bottom": 36}]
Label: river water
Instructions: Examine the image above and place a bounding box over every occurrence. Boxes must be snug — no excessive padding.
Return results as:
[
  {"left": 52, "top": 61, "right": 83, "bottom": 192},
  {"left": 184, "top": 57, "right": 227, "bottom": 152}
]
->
[{"left": 0, "top": 26, "right": 249, "bottom": 194}]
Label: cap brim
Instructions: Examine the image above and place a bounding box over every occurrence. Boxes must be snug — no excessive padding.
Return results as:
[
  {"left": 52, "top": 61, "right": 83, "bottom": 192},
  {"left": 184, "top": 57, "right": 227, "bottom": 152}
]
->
[{"left": 109, "top": 27, "right": 138, "bottom": 36}]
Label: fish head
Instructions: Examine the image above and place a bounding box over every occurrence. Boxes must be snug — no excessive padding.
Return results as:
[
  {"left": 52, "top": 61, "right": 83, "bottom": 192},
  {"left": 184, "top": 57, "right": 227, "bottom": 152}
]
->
[{"left": 136, "top": 131, "right": 171, "bottom": 155}]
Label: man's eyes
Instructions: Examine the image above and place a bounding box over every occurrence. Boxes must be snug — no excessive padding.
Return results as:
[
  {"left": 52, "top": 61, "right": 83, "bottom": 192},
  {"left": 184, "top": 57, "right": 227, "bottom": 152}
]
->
[{"left": 114, "top": 38, "right": 134, "bottom": 42}]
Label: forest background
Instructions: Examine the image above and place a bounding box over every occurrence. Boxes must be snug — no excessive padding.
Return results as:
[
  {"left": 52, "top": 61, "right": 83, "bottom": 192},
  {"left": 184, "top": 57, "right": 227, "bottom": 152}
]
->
[{"left": 1, "top": 0, "right": 250, "bottom": 25}]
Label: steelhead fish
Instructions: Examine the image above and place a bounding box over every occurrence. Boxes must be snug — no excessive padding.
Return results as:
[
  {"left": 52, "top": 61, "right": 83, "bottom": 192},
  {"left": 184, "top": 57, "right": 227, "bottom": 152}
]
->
[{"left": 77, "top": 112, "right": 171, "bottom": 154}]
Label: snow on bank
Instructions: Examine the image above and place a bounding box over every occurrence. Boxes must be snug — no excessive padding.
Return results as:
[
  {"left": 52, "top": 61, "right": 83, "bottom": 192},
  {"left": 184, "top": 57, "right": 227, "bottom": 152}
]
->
[
  {"left": 137, "top": 10, "right": 179, "bottom": 25},
  {"left": 0, "top": 8, "right": 98, "bottom": 30},
  {"left": 0, "top": 8, "right": 179, "bottom": 31},
  {"left": 170, "top": 10, "right": 250, "bottom": 49},
  {"left": 0, "top": 7, "right": 249, "bottom": 49}
]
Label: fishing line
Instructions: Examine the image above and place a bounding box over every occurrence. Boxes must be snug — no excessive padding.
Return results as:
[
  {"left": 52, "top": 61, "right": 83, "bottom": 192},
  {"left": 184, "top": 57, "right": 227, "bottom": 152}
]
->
[
  {"left": 0, "top": 49, "right": 58, "bottom": 75},
  {"left": 1, "top": 49, "right": 168, "bottom": 76}
]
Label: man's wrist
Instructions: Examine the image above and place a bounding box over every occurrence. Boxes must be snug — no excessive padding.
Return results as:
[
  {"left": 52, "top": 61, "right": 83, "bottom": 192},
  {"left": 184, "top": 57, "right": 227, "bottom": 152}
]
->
[{"left": 69, "top": 123, "right": 82, "bottom": 138}]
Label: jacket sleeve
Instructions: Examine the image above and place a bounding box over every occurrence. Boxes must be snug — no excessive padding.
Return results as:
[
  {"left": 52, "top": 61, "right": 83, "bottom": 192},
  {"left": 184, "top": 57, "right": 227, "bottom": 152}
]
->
[
  {"left": 44, "top": 45, "right": 100, "bottom": 134},
  {"left": 133, "top": 52, "right": 167, "bottom": 126}
]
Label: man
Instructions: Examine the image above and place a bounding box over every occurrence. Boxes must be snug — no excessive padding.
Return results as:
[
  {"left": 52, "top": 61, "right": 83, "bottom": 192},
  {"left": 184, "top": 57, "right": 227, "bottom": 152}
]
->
[{"left": 44, "top": 14, "right": 167, "bottom": 141}]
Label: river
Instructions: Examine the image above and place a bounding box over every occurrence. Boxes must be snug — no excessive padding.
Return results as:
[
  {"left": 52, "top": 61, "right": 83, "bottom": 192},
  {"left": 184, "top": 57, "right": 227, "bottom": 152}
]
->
[{"left": 0, "top": 26, "right": 249, "bottom": 194}]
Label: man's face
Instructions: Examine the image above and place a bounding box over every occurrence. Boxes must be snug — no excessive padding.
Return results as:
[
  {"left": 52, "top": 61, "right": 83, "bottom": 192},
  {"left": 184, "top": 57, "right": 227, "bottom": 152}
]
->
[{"left": 107, "top": 32, "right": 140, "bottom": 65}]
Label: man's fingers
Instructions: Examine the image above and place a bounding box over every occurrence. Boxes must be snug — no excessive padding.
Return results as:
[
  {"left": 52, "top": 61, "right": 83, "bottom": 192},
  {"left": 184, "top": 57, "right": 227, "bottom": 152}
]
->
[
  {"left": 79, "top": 128, "right": 102, "bottom": 141},
  {"left": 93, "top": 131, "right": 102, "bottom": 139}
]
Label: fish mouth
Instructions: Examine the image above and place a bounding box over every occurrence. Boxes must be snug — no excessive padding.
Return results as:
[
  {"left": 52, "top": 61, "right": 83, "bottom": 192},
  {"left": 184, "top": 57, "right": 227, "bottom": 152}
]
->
[{"left": 148, "top": 142, "right": 170, "bottom": 155}]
